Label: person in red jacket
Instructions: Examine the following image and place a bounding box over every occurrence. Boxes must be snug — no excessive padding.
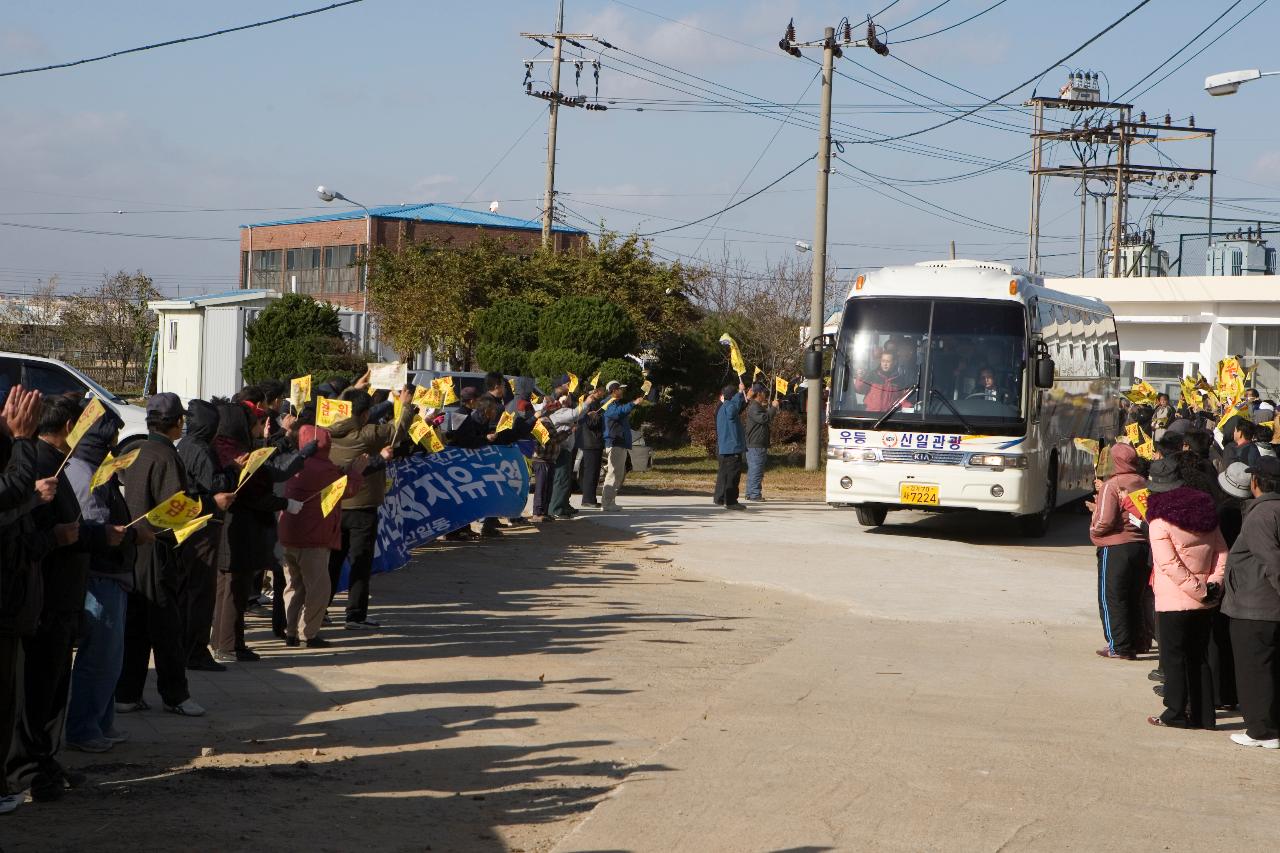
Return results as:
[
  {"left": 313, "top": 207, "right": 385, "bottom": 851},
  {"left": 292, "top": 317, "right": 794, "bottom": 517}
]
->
[
  {"left": 278, "top": 426, "right": 367, "bottom": 649},
  {"left": 854, "top": 351, "right": 907, "bottom": 411},
  {"left": 1087, "top": 442, "right": 1149, "bottom": 660}
]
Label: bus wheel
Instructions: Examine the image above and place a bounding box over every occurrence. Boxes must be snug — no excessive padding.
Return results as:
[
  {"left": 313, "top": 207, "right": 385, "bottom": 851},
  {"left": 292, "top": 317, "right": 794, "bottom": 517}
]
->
[
  {"left": 855, "top": 505, "right": 888, "bottom": 527},
  {"left": 1019, "top": 460, "right": 1057, "bottom": 538}
]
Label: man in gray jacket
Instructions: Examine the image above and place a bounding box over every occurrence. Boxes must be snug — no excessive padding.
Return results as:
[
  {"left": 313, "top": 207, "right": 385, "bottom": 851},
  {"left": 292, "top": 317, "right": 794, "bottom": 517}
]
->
[
  {"left": 744, "top": 384, "right": 778, "bottom": 502},
  {"left": 1222, "top": 456, "right": 1280, "bottom": 749}
]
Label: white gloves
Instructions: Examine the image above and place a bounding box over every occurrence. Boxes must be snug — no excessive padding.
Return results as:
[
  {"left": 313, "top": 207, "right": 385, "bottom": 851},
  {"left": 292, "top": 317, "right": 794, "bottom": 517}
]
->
[{"left": 286, "top": 499, "right": 304, "bottom": 515}]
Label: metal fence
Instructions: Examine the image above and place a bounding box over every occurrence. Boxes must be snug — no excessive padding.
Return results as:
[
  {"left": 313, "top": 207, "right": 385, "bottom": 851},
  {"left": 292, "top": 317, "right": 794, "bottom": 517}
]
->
[{"left": 0, "top": 326, "right": 150, "bottom": 395}]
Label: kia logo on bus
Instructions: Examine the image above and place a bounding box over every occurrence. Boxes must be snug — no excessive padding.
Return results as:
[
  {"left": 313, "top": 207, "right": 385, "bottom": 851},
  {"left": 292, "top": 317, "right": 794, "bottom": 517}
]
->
[{"left": 913, "top": 451, "right": 932, "bottom": 463}]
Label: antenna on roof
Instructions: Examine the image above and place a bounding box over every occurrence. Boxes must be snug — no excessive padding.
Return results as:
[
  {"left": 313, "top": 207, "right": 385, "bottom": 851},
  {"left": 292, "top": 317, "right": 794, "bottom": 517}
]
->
[{"left": 489, "top": 201, "right": 501, "bottom": 213}]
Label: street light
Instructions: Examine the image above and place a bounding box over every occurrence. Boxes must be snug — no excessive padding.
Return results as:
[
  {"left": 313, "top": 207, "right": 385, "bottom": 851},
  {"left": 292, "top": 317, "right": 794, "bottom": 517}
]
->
[
  {"left": 1204, "top": 68, "right": 1279, "bottom": 96},
  {"left": 316, "top": 185, "right": 372, "bottom": 353}
]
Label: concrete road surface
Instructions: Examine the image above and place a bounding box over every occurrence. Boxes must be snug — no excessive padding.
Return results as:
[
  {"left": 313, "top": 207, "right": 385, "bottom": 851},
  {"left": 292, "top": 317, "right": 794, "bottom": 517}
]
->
[{"left": 557, "top": 496, "right": 1280, "bottom": 852}]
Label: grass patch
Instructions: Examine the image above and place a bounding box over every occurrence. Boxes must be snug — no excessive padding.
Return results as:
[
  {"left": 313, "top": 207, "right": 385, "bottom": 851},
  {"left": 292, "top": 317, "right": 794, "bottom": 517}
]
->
[{"left": 629, "top": 447, "right": 823, "bottom": 497}]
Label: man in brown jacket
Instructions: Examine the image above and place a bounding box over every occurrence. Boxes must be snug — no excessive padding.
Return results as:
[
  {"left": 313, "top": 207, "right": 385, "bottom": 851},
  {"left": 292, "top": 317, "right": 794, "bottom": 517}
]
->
[
  {"left": 326, "top": 386, "right": 413, "bottom": 630},
  {"left": 1087, "top": 442, "right": 1150, "bottom": 661}
]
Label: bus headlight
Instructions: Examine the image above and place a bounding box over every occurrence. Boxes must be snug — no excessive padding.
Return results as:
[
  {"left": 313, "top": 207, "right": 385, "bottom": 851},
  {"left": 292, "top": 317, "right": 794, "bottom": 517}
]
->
[
  {"left": 968, "top": 454, "right": 1028, "bottom": 469},
  {"left": 825, "top": 447, "right": 878, "bottom": 462}
]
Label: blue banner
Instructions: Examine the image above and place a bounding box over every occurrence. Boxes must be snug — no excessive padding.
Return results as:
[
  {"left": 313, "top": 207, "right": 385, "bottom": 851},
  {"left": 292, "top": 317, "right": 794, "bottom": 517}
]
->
[{"left": 370, "top": 445, "right": 530, "bottom": 576}]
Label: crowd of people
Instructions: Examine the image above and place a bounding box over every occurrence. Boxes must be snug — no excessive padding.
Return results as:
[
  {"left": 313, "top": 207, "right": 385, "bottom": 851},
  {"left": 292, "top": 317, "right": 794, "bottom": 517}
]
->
[
  {"left": 0, "top": 368, "right": 638, "bottom": 814},
  {"left": 1089, "top": 389, "right": 1280, "bottom": 748}
]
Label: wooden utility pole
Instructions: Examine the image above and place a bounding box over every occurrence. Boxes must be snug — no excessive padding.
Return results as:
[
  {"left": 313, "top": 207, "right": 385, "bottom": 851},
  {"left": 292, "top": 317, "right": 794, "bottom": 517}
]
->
[{"left": 541, "top": 0, "right": 566, "bottom": 248}]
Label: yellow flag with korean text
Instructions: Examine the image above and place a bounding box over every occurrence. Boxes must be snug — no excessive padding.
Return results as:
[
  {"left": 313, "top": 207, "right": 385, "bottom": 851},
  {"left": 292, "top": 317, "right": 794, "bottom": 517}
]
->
[
  {"left": 1127, "top": 487, "right": 1151, "bottom": 520},
  {"left": 289, "top": 375, "right": 312, "bottom": 412},
  {"left": 1219, "top": 405, "right": 1250, "bottom": 430},
  {"left": 431, "top": 377, "right": 458, "bottom": 405},
  {"left": 1073, "top": 437, "right": 1100, "bottom": 458},
  {"left": 236, "top": 446, "right": 276, "bottom": 489},
  {"left": 496, "top": 411, "right": 516, "bottom": 433},
  {"left": 67, "top": 398, "right": 107, "bottom": 452},
  {"left": 90, "top": 448, "right": 140, "bottom": 490},
  {"left": 1123, "top": 381, "right": 1158, "bottom": 406},
  {"left": 409, "top": 418, "right": 444, "bottom": 452},
  {"left": 775, "top": 376, "right": 790, "bottom": 395},
  {"left": 316, "top": 396, "right": 352, "bottom": 428},
  {"left": 319, "top": 476, "right": 347, "bottom": 518},
  {"left": 1124, "top": 422, "right": 1143, "bottom": 445},
  {"left": 172, "top": 514, "right": 212, "bottom": 546},
  {"left": 532, "top": 419, "right": 551, "bottom": 445},
  {"left": 143, "top": 491, "right": 203, "bottom": 530}
]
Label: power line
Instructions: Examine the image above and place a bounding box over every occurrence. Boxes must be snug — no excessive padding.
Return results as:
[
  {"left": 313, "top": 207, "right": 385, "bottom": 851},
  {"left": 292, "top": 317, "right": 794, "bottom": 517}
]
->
[
  {"left": 0, "top": 1, "right": 367, "bottom": 78},
  {"left": 0, "top": 221, "right": 236, "bottom": 242},
  {"left": 1126, "top": 0, "right": 1271, "bottom": 102},
  {"left": 890, "top": 0, "right": 1015, "bottom": 45},
  {"left": 637, "top": 154, "right": 816, "bottom": 237},
  {"left": 887, "top": 1, "right": 957, "bottom": 34},
  {"left": 1115, "top": 0, "right": 1247, "bottom": 100}
]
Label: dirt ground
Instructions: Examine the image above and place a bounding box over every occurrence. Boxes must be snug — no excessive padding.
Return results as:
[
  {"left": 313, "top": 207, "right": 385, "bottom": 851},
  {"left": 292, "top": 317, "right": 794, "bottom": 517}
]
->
[{"left": 0, "top": 519, "right": 823, "bottom": 853}]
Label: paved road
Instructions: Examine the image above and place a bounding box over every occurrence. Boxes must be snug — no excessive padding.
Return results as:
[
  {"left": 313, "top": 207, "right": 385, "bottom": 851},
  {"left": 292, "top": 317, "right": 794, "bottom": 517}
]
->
[{"left": 558, "top": 497, "right": 1280, "bottom": 853}]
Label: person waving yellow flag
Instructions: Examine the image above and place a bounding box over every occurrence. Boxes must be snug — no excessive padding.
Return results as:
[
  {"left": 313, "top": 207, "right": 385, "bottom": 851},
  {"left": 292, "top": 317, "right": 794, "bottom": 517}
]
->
[
  {"left": 718, "top": 333, "right": 746, "bottom": 377},
  {"left": 319, "top": 476, "right": 348, "bottom": 518}
]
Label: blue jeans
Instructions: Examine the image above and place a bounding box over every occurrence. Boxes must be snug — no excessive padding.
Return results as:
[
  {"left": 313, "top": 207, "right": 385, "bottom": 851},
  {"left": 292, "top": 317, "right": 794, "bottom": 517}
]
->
[
  {"left": 66, "top": 577, "right": 128, "bottom": 743},
  {"left": 745, "top": 447, "right": 768, "bottom": 499}
]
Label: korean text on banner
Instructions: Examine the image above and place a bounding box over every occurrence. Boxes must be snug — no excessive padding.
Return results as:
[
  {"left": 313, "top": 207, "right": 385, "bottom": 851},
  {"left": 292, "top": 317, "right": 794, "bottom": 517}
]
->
[
  {"left": 367, "top": 362, "right": 408, "bottom": 392},
  {"left": 1127, "top": 487, "right": 1151, "bottom": 520},
  {"left": 316, "top": 396, "right": 353, "bottom": 428},
  {"left": 775, "top": 376, "right": 791, "bottom": 395},
  {"left": 237, "top": 446, "right": 276, "bottom": 489},
  {"left": 372, "top": 445, "right": 530, "bottom": 576},
  {"left": 143, "top": 491, "right": 203, "bottom": 529},
  {"left": 67, "top": 398, "right": 107, "bottom": 451},
  {"left": 531, "top": 420, "right": 551, "bottom": 445},
  {"left": 90, "top": 448, "right": 140, "bottom": 490},
  {"left": 290, "top": 374, "right": 312, "bottom": 411},
  {"left": 319, "top": 475, "right": 348, "bottom": 518}
]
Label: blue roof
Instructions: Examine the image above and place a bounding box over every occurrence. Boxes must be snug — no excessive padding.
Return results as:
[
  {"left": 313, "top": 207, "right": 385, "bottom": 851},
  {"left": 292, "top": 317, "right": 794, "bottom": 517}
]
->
[{"left": 240, "top": 203, "right": 585, "bottom": 234}]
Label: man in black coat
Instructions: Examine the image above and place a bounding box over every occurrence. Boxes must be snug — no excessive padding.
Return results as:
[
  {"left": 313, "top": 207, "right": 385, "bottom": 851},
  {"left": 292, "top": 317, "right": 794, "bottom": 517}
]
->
[
  {"left": 0, "top": 385, "right": 52, "bottom": 815},
  {"left": 577, "top": 386, "right": 607, "bottom": 509},
  {"left": 176, "top": 399, "right": 237, "bottom": 671},
  {"left": 7, "top": 395, "right": 98, "bottom": 802}
]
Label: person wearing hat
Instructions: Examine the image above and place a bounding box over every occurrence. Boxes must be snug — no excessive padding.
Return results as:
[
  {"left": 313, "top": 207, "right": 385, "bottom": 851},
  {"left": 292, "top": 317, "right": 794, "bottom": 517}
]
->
[
  {"left": 1088, "top": 442, "right": 1149, "bottom": 660},
  {"left": 1209, "top": 461, "right": 1252, "bottom": 710},
  {"left": 1221, "top": 455, "right": 1280, "bottom": 748},
  {"left": 601, "top": 381, "right": 645, "bottom": 512},
  {"left": 576, "top": 384, "right": 608, "bottom": 509},
  {"left": 1144, "top": 458, "right": 1228, "bottom": 729},
  {"left": 115, "top": 393, "right": 206, "bottom": 718}
]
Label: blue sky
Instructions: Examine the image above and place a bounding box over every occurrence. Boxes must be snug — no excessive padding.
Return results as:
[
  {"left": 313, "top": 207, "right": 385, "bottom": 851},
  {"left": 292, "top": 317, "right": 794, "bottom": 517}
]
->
[{"left": 1, "top": 0, "right": 1277, "bottom": 296}]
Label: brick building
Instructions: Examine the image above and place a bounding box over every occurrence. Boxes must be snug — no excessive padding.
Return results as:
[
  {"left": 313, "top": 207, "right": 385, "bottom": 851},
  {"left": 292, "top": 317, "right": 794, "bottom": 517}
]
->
[{"left": 238, "top": 203, "right": 587, "bottom": 309}]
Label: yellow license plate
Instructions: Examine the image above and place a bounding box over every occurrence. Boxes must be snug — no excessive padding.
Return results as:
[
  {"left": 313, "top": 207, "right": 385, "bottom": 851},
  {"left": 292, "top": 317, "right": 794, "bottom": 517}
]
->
[{"left": 899, "top": 483, "right": 939, "bottom": 506}]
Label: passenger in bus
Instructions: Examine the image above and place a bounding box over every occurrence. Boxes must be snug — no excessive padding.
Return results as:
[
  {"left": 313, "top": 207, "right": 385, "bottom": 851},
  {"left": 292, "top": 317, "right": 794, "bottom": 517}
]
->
[
  {"left": 969, "top": 367, "right": 1009, "bottom": 404},
  {"left": 854, "top": 351, "right": 906, "bottom": 411}
]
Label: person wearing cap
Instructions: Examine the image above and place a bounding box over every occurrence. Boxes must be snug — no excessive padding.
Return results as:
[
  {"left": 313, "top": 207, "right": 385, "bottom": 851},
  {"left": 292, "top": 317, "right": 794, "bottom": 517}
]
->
[
  {"left": 744, "top": 384, "right": 778, "bottom": 502},
  {"left": 1144, "top": 458, "right": 1228, "bottom": 730},
  {"left": 546, "top": 394, "right": 587, "bottom": 520},
  {"left": 1088, "top": 442, "right": 1148, "bottom": 660},
  {"left": 1221, "top": 455, "right": 1280, "bottom": 749},
  {"left": 576, "top": 384, "right": 608, "bottom": 509},
  {"left": 1209, "top": 461, "right": 1252, "bottom": 710},
  {"left": 714, "top": 383, "right": 748, "bottom": 510},
  {"left": 601, "top": 381, "right": 644, "bottom": 512},
  {"left": 115, "top": 393, "right": 206, "bottom": 718}
]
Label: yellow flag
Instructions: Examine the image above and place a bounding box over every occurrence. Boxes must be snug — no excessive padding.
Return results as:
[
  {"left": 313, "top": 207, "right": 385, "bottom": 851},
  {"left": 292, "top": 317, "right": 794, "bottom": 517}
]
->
[
  {"left": 316, "top": 396, "right": 353, "bottom": 428},
  {"left": 1123, "top": 381, "right": 1158, "bottom": 406},
  {"left": 1127, "top": 487, "right": 1151, "bottom": 520},
  {"left": 408, "top": 418, "right": 430, "bottom": 445},
  {"left": 143, "top": 491, "right": 203, "bottom": 529},
  {"left": 775, "top": 376, "right": 791, "bottom": 395},
  {"left": 172, "top": 514, "right": 212, "bottom": 546},
  {"left": 532, "top": 419, "right": 551, "bottom": 445},
  {"left": 496, "top": 410, "right": 516, "bottom": 433},
  {"left": 290, "top": 375, "right": 312, "bottom": 412},
  {"left": 67, "top": 398, "right": 107, "bottom": 451},
  {"left": 236, "top": 446, "right": 276, "bottom": 489},
  {"left": 393, "top": 396, "right": 403, "bottom": 424},
  {"left": 1124, "top": 422, "right": 1143, "bottom": 444},
  {"left": 1073, "top": 437, "right": 1100, "bottom": 458},
  {"left": 319, "top": 475, "right": 348, "bottom": 518},
  {"left": 567, "top": 373, "right": 580, "bottom": 393},
  {"left": 752, "top": 366, "right": 764, "bottom": 382},
  {"left": 430, "top": 377, "right": 458, "bottom": 405},
  {"left": 589, "top": 370, "right": 601, "bottom": 390},
  {"left": 641, "top": 379, "right": 653, "bottom": 396},
  {"left": 1218, "top": 357, "right": 1245, "bottom": 402},
  {"left": 90, "top": 448, "right": 140, "bottom": 490},
  {"left": 719, "top": 333, "right": 746, "bottom": 377},
  {"left": 507, "top": 377, "right": 517, "bottom": 394},
  {"left": 1135, "top": 437, "right": 1155, "bottom": 461},
  {"left": 412, "top": 385, "right": 432, "bottom": 407},
  {"left": 602, "top": 397, "right": 616, "bottom": 411},
  {"left": 1219, "top": 405, "right": 1250, "bottom": 430}
]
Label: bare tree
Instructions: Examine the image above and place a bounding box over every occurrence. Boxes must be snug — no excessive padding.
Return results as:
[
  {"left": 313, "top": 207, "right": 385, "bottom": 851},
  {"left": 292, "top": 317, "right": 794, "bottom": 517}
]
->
[{"left": 62, "top": 271, "right": 159, "bottom": 389}]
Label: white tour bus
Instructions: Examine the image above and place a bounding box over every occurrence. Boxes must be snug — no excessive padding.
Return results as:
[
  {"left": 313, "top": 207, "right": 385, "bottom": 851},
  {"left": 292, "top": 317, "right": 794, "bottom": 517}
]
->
[{"left": 825, "top": 259, "right": 1121, "bottom": 536}]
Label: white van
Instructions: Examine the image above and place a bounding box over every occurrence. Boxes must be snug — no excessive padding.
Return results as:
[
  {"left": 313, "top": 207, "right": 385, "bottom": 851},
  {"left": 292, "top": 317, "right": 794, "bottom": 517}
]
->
[{"left": 0, "top": 352, "right": 149, "bottom": 440}]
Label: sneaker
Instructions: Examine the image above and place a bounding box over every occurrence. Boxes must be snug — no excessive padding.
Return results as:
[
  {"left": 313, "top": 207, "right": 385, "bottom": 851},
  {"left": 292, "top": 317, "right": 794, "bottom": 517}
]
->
[
  {"left": 724, "top": 503, "right": 746, "bottom": 511},
  {"left": 102, "top": 728, "right": 129, "bottom": 744},
  {"left": 602, "top": 505, "right": 622, "bottom": 513},
  {"left": 66, "top": 736, "right": 113, "bottom": 753},
  {"left": 534, "top": 515, "right": 556, "bottom": 523},
  {"left": 1148, "top": 668, "right": 1164, "bottom": 682},
  {"left": 1095, "top": 648, "right": 1137, "bottom": 661},
  {"left": 1230, "top": 732, "right": 1280, "bottom": 749},
  {"left": 503, "top": 517, "right": 531, "bottom": 528},
  {"left": 0, "top": 793, "right": 23, "bottom": 815},
  {"left": 212, "top": 650, "right": 237, "bottom": 664},
  {"left": 344, "top": 619, "right": 381, "bottom": 630},
  {"left": 479, "top": 526, "right": 503, "bottom": 538},
  {"left": 1152, "top": 684, "right": 1164, "bottom": 697},
  {"left": 164, "top": 698, "right": 206, "bottom": 717},
  {"left": 284, "top": 635, "right": 300, "bottom": 648},
  {"left": 555, "top": 513, "right": 576, "bottom": 520},
  {"left": 234, "top": 648, "right": 261, "bottom": 662},
  {"left": 305, "top": 637, "right": 330, "bottom": 649},
  {"left": 580, "top": 501, "right": 600, "bottom": 509},
  {"left": 114, "top": 698, "right": 150, "bottom": 714},
  {"left": 187, "top": 657, "right": 227, "bottom": 672}
]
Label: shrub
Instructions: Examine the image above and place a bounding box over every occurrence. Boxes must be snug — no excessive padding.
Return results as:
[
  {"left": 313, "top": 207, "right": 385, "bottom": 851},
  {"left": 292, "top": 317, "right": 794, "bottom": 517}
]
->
[
  {"left": 769, "top": 408, "right": 806, "bottom": 447},
  {"left": 243, "top": 294, "right": 364, "bottom": 383},
  {"left": 528, "top": 346, "right": 596, "bottom": 392},
  {"left": 684, "top": 400, "right": 721, "bottom": 458},
  {"left": 474, "top": 341, "right": 530, "bottom": 377},
  {"left": 474, "top": 300, "right": 540, "bottom": 349},
  {"left": 593, "top": 357, "right": 644, "bottom": 394},
  {"left": 537, "top": 296, "right": 637, "bottom": 359}
]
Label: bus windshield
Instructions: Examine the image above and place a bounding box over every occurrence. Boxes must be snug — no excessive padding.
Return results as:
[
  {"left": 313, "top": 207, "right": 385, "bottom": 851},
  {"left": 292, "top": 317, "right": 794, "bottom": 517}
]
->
[{"left": 830, "top": 297, "right": 1028, "bottom": 430}]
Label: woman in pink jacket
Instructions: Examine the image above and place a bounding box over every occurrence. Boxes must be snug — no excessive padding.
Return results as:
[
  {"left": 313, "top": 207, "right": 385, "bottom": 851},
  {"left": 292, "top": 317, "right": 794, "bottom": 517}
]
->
[
  {"left": 278, "top": 426, "right": 367, "bottom": 649},
  {"left": 1144, "top": 457, "right": 1229, "bottom": 729}
]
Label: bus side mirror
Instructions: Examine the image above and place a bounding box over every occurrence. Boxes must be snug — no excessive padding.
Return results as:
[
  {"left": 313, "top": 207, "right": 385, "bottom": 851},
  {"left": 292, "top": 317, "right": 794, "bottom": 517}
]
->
[
  {"left": 803, "top": 349, "right": 824, "bottom": 380},
  {"left": 1035, "top": 358, "right": 1055, "bottom": 388}
]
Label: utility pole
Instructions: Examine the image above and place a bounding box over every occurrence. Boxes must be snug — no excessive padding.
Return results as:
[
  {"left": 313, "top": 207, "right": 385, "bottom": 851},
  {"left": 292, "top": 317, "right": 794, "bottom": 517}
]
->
[
  {"left": 781, "top": 17, "right": 888, "bottom": 472},
  {"left": 542, "top": 0, "right": 566, "bottom": 248},
  {"left": 1111, "top": 121, "right": 1127, "bottom": 279},
  {"left": 1027, "top": 100, "right": 1044, "bottom": 273}
]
